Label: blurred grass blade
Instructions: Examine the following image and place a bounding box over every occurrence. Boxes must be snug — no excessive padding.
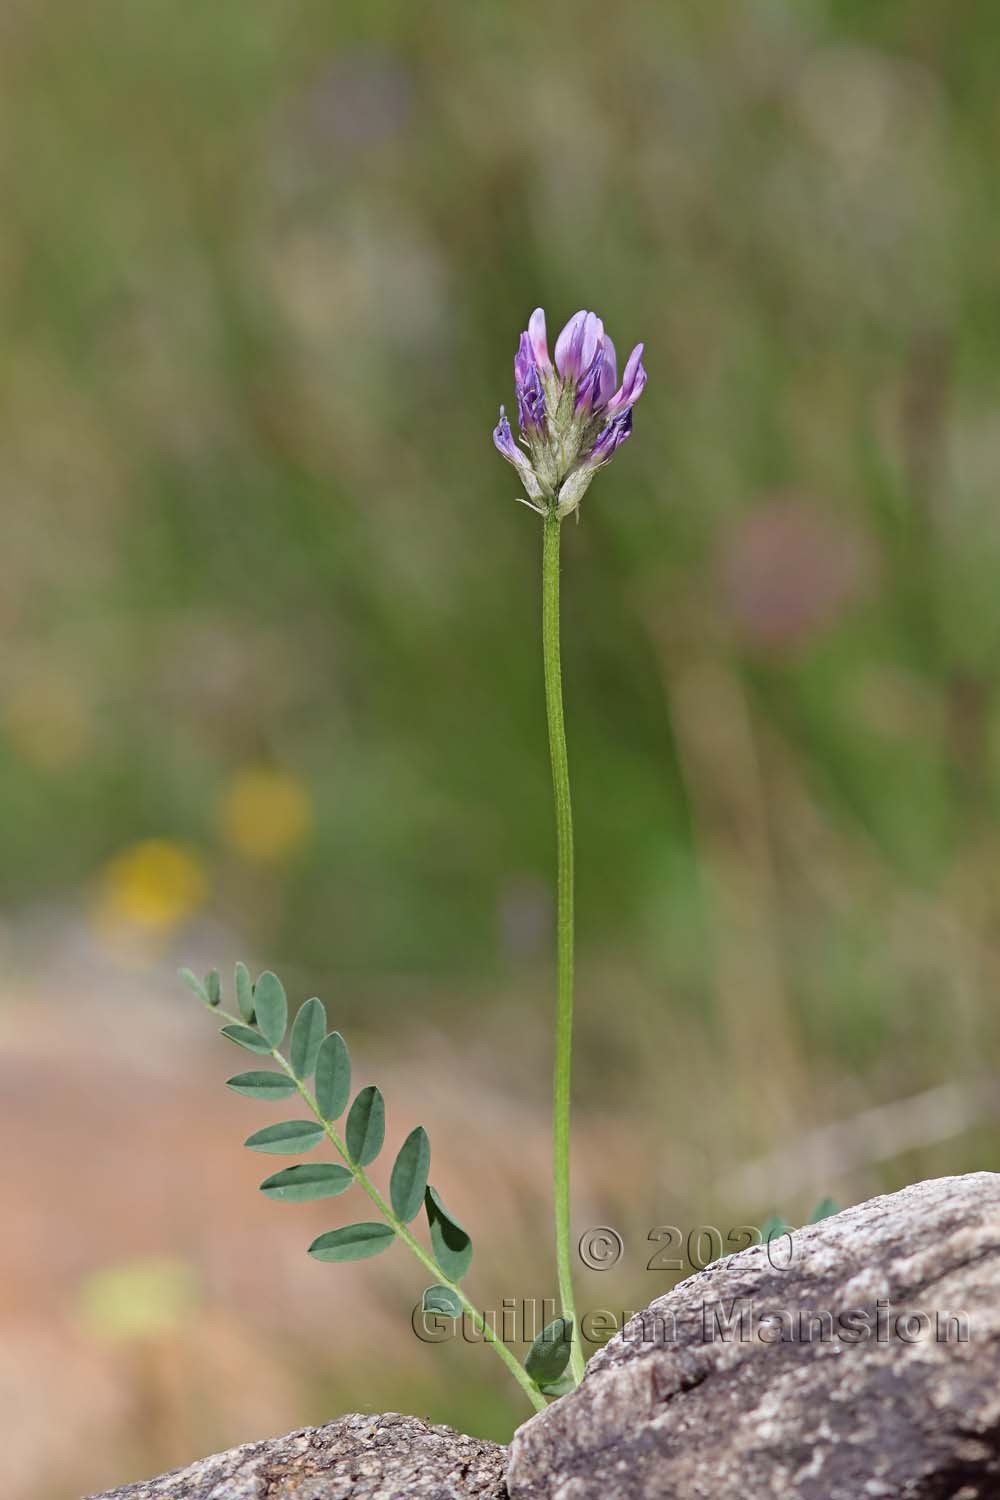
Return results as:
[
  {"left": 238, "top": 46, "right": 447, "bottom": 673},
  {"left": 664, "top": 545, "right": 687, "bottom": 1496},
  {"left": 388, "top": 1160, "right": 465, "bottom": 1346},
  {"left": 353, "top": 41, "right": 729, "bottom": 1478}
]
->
[
  {"left": 308, "top": 1223, "right": 396, "bottom": 1262},
  {"left": 390, "top": 1125, "right": 430, "bottom": 1222},
  {"left": 289, "top": 997, "right": 326, "bottom": 1080}
]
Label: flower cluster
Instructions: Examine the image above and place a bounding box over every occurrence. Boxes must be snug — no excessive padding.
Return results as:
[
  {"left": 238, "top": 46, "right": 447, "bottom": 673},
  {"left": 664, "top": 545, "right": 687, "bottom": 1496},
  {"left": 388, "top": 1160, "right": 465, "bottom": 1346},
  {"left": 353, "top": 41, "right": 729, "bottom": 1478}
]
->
[{"left": 493, "top": 309, "right": 646, "bottom": 519}]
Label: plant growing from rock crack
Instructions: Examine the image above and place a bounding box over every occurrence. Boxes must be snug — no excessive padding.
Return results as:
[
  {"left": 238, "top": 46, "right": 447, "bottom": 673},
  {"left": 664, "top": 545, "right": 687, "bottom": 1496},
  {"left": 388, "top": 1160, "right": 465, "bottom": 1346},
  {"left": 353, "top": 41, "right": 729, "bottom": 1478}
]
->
[{"left": 182, "top": 306, "right": 646, "bottom": 1411}]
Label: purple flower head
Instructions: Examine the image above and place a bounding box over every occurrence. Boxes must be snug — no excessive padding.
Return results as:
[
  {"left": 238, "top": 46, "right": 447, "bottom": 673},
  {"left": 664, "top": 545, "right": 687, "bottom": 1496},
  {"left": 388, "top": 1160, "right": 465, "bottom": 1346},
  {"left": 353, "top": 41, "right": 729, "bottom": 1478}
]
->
[{"left": 493, "top": 306, "right": 646, "bottom": 517}]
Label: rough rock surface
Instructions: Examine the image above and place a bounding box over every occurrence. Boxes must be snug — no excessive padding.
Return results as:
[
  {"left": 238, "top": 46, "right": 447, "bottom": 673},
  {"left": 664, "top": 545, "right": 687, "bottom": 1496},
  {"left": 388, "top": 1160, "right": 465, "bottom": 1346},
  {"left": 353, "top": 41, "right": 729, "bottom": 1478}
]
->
[
  {"left": 86, "top": 1412, "right": 507, "bottom": 1500},
  {"left": 86, "top": 1175, "right": 1000, "bottom": 1500},
  {"left": 507, "top": 1172, "right": 1000, "bottom": 1499}
]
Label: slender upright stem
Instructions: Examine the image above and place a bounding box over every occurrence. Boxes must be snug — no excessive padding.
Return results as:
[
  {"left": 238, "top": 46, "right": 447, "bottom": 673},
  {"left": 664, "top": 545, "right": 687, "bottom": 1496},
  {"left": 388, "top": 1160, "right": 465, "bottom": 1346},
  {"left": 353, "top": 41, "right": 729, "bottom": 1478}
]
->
[{"left": 541, "top": 511, "right": 584, "bottom": 1384}]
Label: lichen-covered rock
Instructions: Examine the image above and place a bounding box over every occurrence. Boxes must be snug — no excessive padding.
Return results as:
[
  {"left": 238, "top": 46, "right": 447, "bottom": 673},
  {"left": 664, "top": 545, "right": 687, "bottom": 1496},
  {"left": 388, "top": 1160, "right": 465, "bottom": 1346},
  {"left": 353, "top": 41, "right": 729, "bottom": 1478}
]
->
[
  {"left": 507, "top": 1173, "right": 1000, "bottom": 1499},
  {"left": 86, "top": 1412, "right": 507, "bottom": 1500}
]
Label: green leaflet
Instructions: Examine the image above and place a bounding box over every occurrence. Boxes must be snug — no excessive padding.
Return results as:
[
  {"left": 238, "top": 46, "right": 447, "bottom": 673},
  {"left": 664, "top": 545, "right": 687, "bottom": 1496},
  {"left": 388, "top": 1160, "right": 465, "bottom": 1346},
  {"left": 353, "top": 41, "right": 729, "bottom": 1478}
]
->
[
  {"left": 308, "top": 1222, "right": 396, "bottom": 1262},
  {"left": 260, "top": 1163, "right": 353, "bottom": 1201},
  {"left": 537, "top": 1373, "right": 575, "bottom": 1399},
  {"left": 253, "top": 971, "right": 287, "bottom": 1048},
  {"left": 760, "top": 1213, "right": 792, "bottom": 1242},
  {"left": 809, "top": 1197, "right": 839, "bottom": 1223},
  {"left": 525, "top": 1317, "right": 574, "bottom": 1386},
  {"left": 390, "top": 1126, "right": 430, "bottom": 1223},
  {"left": 180, "top": 968, "right": 209, "bottom": 1004},
  {"left": 204, "top": 969, "right": 221, "bottom": 1006},
  {"left": 289, "top": 997, "right": 326, "bottom": 1080},
  {"left": 244, "top": 1120, "right": 325, "bottom": 1154},
  {"left": 315, "top": 1032, "right": 351, "bottom": 1120},
  {"left": 424, "top": 1185, "right": 472, "bottom": 1282},
  {"left": 235, "top": 961, "right": 255, "bottom": 1023},
  {"left": 345, "top": 1085, "right": 385, "bottom": 1166},
  {"left": 220, "top": 1024, "right": 272, "bottom": 1055},
  {"left": 421, "top": 1284, "right": 462, "bottom": 1317},
  {"left": 225, "top": 1071, "right": 298, "bottom": 1100}
]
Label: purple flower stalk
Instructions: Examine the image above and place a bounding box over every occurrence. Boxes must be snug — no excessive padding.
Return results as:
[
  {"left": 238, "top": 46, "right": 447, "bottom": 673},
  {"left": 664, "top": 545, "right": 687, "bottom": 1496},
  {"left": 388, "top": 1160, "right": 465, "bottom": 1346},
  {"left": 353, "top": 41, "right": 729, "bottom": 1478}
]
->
[{"left": 493, "top": 308, "right": 646, "bottom": 518}]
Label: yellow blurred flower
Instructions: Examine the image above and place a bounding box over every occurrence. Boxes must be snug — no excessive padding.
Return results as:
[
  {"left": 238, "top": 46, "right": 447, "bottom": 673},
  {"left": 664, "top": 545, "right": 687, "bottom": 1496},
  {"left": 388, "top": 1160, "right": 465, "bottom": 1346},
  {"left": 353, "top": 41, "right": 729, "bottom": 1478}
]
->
[
  {"left": 98, "top": 838, "right": 208, "bottom": 933},
  {"left": 218, "top": 765, "right": 314, "bottom": 863},
  {"left": 78, "top": 1256, "right": 199, "bottom": 1344}
]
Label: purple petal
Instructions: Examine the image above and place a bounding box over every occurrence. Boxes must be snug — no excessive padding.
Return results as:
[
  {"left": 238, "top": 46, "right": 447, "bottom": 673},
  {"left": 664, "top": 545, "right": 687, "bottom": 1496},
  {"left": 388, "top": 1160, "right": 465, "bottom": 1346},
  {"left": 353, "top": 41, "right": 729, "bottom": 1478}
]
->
[
  {"left": 588, "top": 408, "right": 633, "bottom": 464},
  {"left": 605, "top": 343, "right": 646, "bottom": 415},
  {"left": 493, "top": 404, "right": 545, "bottom": 501},
  {"left": 556, "top": 310, "right": 609, "bottom": 384},
  {"left": 575, "top": 349, "right": 606, "bottom": 413},
  {"left": 493, "top": 406, "right": 519, "bottom": 462},
  {"left": 578, "top": 313, "right": 604, "bottom": 373},
  {"left": 623, "top": 343, "right": 646, "bottom": 397},
  {"left": 567, "top": 313, "right": 602, "bottom": 384},
  {"left": 554, "top": 311, "right": 587, "bottom": 380},
  {"left": 575, "top": 335, "right": 620, "bottom": 414},
  {"left": 528, "top": 308, "right": 551, "bottom": 371},
  {"left": 514, "top": 330, "right": 548, "bottom": 433},
  {"left": 514, "top": 331, "right": 533, "bottom": 390},
  {"left": 596, "top": 335, "right": 617, "bottom": 408}
]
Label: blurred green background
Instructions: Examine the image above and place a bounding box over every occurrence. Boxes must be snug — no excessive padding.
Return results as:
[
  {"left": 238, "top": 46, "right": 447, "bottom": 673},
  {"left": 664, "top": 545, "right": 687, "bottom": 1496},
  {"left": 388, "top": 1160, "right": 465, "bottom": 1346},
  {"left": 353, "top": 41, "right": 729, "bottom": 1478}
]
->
[{"left": 4, "top": 1, "right": 1000, "bottom": 1495}]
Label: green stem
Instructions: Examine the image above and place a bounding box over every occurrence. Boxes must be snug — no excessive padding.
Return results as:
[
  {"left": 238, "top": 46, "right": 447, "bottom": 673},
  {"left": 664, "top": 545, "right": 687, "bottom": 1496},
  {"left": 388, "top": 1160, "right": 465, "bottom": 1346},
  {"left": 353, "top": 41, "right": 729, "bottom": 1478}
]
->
[
  {"left": 541, "top": 512, "right": 584, "bottom": 1384},
  {"left": 211, "top": 1005, "right": 546, "bottom": 1413}
]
